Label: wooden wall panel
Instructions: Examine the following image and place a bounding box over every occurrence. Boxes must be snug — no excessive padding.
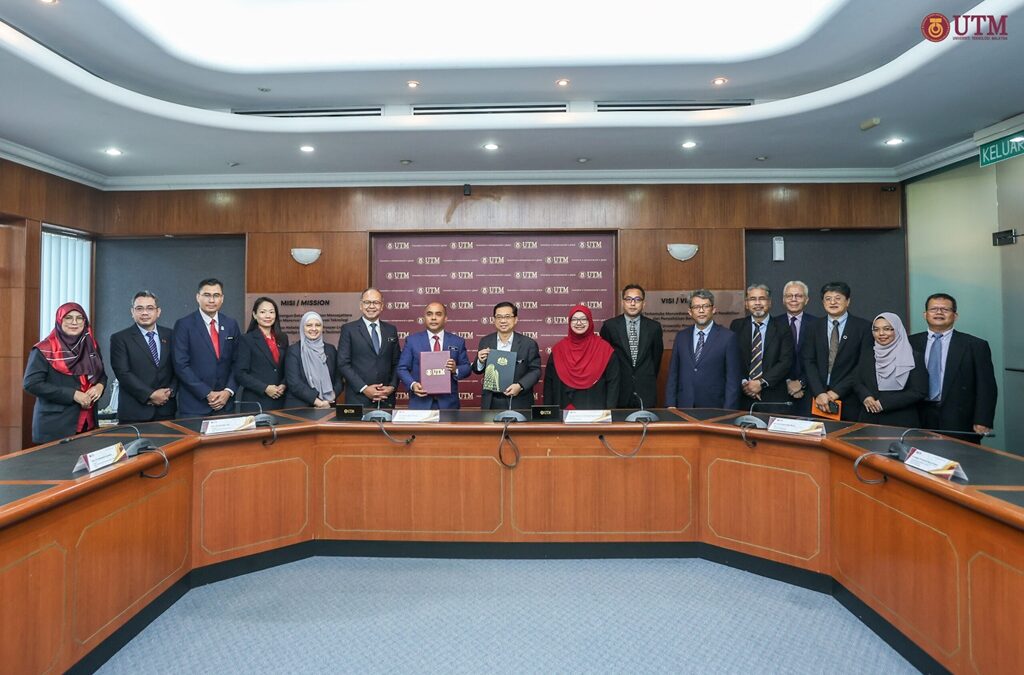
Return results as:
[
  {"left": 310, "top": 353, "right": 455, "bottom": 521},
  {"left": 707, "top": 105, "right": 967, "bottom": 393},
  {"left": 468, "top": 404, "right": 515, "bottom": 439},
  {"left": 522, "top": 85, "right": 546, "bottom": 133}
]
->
[
  {"left": 246, "top": 232, "right": 368, "bottom": 292},
  {"left": 0, "top": 160, "right": 101, "bottom": 233},
  {"left": 102, "top": 183, "right": 902, "bottom": 236},
  {"left": 618, "top": 228, "right": 745, "bottom": 292}
]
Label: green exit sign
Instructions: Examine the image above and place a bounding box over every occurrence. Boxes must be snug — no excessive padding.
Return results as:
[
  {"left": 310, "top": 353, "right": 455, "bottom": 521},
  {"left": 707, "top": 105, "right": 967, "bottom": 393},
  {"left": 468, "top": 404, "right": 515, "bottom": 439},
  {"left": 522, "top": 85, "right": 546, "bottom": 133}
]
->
[{"left": 979, "top": 133, "right": 1024, "bottom": 167}]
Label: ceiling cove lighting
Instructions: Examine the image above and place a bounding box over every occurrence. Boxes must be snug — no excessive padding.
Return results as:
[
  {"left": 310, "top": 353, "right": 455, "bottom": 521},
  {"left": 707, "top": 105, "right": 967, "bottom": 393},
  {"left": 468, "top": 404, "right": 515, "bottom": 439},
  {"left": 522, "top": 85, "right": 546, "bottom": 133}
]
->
[
  {"left": 103, "top": 147, "right": 123, "bottom": 156},
  {"left": 300, "top": 145, "right": 315, "bottom": 152},
  {"left": 483, "top": 143, "right": 499, "bottom": 151},
  {"left": 884, "top": 138, "right": 904, "bottom": 146},
  {"left": 681, "top": 141, "right": 697, "bottom": 149}
]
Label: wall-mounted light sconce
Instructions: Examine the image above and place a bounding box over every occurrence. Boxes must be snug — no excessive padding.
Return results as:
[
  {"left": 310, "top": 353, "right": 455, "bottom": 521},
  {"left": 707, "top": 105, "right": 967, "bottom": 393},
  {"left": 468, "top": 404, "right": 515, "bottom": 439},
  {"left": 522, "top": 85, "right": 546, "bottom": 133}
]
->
[
  {"left": 290, "top": 248, "right": 322, "bottom": 265},
  {"left": 666, "top": 244, "right": 699, "bottom": 262}
]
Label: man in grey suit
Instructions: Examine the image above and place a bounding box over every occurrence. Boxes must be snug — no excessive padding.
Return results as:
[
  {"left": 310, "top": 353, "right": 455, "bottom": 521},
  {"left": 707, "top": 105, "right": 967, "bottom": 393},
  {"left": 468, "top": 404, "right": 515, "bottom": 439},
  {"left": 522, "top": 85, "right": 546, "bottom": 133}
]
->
[
  {"left": 472, "top": 302, "right": 542, "bottom": 409},
  {"left": 337, "top": 288, "right": 400, "bottom": 407},
  {"left": 600, "top": 284, "right": 664, "bottom": 408}
]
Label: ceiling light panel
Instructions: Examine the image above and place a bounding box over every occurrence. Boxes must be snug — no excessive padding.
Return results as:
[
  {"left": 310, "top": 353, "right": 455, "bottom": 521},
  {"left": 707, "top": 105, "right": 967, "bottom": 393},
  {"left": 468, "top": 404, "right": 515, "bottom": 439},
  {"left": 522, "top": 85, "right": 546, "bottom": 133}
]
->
[{"left": 98, "top": 0, "right": 846, "bottom": 71}]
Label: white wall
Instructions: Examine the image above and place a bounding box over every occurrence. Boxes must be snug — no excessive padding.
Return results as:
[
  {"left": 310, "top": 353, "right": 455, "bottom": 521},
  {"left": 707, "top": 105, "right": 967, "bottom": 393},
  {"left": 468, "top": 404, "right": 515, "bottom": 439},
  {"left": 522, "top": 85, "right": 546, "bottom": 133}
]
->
[{"left": 906, "top": 162, "right": 1005, "bottom": 449}]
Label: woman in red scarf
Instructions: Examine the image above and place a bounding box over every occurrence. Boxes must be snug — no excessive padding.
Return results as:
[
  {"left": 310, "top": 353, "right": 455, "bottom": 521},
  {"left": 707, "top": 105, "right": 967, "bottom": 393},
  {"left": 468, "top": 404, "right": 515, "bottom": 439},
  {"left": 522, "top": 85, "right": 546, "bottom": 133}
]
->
[
  {"left": 23, "top": 302, "right": 107, "bottom": 444},
  {"left": 543, "top": 304, "right": 620, "bottom": 409}
]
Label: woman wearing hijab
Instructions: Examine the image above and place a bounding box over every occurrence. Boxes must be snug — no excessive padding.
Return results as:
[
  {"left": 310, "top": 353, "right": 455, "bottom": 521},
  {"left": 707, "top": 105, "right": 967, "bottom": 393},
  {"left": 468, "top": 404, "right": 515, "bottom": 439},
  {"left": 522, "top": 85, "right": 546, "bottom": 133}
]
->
[
  {"left": 23, "top": 302, "right": 107, "bottom": 444},
  {"left": 235, "top": 296, "right": 289, "bottom": 410},
  {"left": 284, "top": 311, "right": 342, "bottom": 408},
  {"left": 854, "top": 312, "right": 928, "bottom": 427},
  {"left": 543, "top": 304, "right": 620, "bottom": 409}
]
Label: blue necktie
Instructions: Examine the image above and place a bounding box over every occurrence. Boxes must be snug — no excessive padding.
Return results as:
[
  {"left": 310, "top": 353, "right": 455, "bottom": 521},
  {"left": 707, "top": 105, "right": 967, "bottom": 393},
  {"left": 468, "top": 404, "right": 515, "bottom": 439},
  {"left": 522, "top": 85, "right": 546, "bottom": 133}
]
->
[
  {"left": 694, "top": 330, "right": 705, "bottom": 363},
  {"left": 370, "top": 323, "right": 381, "bottom": 354},
  {"left": 927, "top": 333, "right": 943, "bottom": 401},
  {"left": 146, "top": 331, "right": 159, "bottom": 365}
]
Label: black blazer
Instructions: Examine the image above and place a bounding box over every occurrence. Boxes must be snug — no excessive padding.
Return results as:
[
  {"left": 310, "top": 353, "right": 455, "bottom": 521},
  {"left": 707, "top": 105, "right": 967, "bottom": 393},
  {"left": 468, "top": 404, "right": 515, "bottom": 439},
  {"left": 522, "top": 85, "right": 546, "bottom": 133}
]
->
[
  {"left": 776, "top": 312, "right": 819, "bottom": 385},
  {"left": 853, "top": 347, "right": 929, "bottom": 428},
  {"left": 336, "top": 319, "right": 400, "bottom": 406},
  {"left": 802, "top": 314, "right": 873, "bottom": 419},
  {"left": 234, "top": 330, "right": 289, "bottom": 410},
  {"left": 543, "top": 353, "right": 621, "bottom": 410},
  {"left": 284, "top": 343, "right": 342, "bottom": 408},
  {"left": 599, "top": 314, "right": 664, "bottom": 408},
  {"left": 23, "top": 349, "right": 108, "bottom": 445},
  {"left": 728, "top": 316, "right": 794, "bottom": 407},
  {"left": 109, "top": 324, "right": 177, "bottom": 423},
  {"left": 471, "top": 332, "right": 542, "bottom": 409},
  {"left": 909, "top": 330, "right": 998, "bottom": 432}
]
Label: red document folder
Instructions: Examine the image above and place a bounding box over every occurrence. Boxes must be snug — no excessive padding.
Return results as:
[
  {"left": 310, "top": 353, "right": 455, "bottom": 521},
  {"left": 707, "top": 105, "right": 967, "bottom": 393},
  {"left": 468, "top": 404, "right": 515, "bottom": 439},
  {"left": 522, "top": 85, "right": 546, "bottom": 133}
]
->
[{"left": 420, "top": 351, "right": 451, "bottom": 394}]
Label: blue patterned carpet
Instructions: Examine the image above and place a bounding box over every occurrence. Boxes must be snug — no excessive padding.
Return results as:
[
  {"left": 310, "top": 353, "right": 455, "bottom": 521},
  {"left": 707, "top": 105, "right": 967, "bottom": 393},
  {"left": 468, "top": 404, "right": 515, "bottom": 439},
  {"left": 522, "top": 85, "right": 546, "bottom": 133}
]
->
[{"left": 97, "top": 557, "right": 918, "bottom": 674}]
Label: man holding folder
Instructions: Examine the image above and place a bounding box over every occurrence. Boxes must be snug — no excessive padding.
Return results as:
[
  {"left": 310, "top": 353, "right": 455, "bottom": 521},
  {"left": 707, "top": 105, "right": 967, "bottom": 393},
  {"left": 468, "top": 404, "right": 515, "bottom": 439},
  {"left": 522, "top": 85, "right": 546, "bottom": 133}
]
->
[
  {"left": 398, "top": 302, "right": 471, "bottom": 409},
  {"left": 473, "top": 301, "right": 541, "bottom": 410}
]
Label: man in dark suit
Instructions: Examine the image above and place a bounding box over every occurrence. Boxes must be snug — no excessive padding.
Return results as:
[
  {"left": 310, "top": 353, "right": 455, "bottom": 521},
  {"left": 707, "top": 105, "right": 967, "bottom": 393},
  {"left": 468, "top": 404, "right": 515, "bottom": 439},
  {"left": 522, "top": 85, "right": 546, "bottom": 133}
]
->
[
  {"left": 909, "top": 293, "right": 997, "bottom": 444},
  {"left": 776, "top": 280, "right": 818, "bottom": 416},
  {"left": 600, "top": 284, "right": 664, "bottom": 409},
  {"left": 472, "top": 301, "right": 542, "bottom": 409},
  {"left": 172, "top": 278, "right": 241, "bottom": 417},
  {"left": 397, "top": 302, "right": 471, "bottom": 409},
  {"left": 802, "top": 281, "right": 873, "bottom": 421},
  {"left": 729, "top": 283, "right": 794, "bottom": 412},
  {"left": 337, "top": 288, "right": 400, "bottom": 407},
  {"left": 666, "top": 289, "right": 741, "bottom": 409},
  {"left": 109, "top": 290, "right": 176, "bottom": 423}
]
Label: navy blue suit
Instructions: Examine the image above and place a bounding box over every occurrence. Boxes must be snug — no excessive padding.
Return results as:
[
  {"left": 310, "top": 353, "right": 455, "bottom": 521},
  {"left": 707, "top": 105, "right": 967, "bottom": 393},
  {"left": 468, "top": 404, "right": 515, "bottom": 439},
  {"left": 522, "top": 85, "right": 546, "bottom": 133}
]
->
[
  {"left": 397, "top": 331, "right": 471, "bottom": 409},
  {"left": 665, "top": 324, "right": 741, "bottom": 409},
  {"left": 172, "top": 311, "right": 241, "bottom": 416},
  {"left": 775, "top": 312, "right": 818, "bottom": 415}
]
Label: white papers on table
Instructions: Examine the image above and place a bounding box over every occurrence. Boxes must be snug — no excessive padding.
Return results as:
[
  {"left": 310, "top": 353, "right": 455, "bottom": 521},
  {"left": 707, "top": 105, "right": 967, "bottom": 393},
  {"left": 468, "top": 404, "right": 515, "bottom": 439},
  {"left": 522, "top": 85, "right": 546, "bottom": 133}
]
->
[
  {"left": 392, "top": 410, "right": 440, "bottom": 424},
  {"left": 563, "top": 410, "right": 612, "bottom": 424},
  {"left": 904, "top": 447, "right": 969, "bottom": 481},
  {"left": 201, "top": 416, "right": 256, "bottom": 435},
  {"left": 72, "top": 442, "right": 126, "bottom": 473},
  {"left": 767, "top": 417, "right": 826, "bottom": 437}
]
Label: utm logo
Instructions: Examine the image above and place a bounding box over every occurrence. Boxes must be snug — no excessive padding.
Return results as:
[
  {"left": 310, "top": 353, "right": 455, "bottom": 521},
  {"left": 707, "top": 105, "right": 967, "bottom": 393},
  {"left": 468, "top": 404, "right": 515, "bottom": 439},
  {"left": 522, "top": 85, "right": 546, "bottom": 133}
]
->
[{"left": 921, "top": 13, "right": 949, "bottom": 41}]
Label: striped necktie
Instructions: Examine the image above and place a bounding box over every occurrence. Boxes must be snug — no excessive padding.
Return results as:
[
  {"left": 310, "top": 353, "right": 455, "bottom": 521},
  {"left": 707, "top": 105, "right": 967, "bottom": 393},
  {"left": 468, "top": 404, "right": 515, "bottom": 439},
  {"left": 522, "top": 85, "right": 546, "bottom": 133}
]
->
[
  {"left": 628, "top": 319, "right": 639, "bottom": 366},
  {"left": 749, "top": 322, "right": 764, "bottom": 381},
  {"left": 146, "top": 331, "right": 159, "bottom": 365},
  {"left": 694, "top": 330, "right": 705, "bottom": 363}
]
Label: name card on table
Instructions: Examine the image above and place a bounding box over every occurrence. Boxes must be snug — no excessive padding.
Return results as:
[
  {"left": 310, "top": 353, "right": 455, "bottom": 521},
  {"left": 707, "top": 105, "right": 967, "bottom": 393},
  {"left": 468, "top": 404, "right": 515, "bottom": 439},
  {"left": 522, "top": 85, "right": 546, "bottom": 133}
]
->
[
  {"left": 201, "top": 416, "right": 256, "bottom": 435},
  {"left": 564, "top": 410, "right": 612, "bottom": 424},
  {"left": 392, "top": 410, "right": 440, "bottom": 424},
  {"left": 904, "top": 447, "right": 969, "bottom": 481},
  {"left": 72, "top": 442, "right": 126, "bottom": 473},
  {"left": 767, "top": 417, "right": 826, "bottom": 437}
]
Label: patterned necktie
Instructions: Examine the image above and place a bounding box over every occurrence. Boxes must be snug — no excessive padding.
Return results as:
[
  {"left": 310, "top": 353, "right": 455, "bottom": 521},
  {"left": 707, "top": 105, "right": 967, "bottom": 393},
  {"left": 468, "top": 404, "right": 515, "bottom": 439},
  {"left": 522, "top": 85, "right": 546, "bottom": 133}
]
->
[
  {"left": 827, "top": 319, "right": 840, "bottom": 374},
  {"left": 927, "top": 333, "right": 943, "bottom": 401},
  {"left": 628, "top": 319, "right": 639, "bottom": 366},
  {"left": 370, "top": 323, "right": 381, "bottom": 354},
  {"left": 432, "top": 335, "right": 441, "bottom": 352},
  {"left": 694, "top": 330, "right": 705, "bottom": 363},
  {"left": 209, "top": 319, "right": 220, "bottom": 359},
  {"left": 749, "top": 322, "right": 764, "bottom": 380},
  {"left": 146, "top": 331, "right": 159, "bottom": 365},
  {"left": 790, "top": 315, "right": 798, "bottom": 347}
]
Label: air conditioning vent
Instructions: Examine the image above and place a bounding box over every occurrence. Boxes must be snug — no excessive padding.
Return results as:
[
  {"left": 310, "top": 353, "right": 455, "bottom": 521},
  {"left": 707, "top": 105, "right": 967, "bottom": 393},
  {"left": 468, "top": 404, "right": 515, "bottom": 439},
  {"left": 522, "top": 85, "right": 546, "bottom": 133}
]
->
[
  {"left": 233, "top": 107, "right": 383, "bottom": 118},
  {"left": 596, "top": 100, "right": 754, "bottom": 112},
  {"left": 412, "top": 103, "right": 567, "bottom": 116}
]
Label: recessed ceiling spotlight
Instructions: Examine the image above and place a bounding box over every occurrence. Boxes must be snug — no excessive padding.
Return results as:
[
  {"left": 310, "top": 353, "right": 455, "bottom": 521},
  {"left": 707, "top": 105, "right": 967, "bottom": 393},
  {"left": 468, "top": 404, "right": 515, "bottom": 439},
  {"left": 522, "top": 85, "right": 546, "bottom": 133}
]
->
[
  {"left": 257, "top": 87, "right": 271, "bottom": 93},
  {"left": 483, "top": 143, "right": 499, "bottom": 151},
  {"left": 755, "top": 156, "right": 768, "bottom": 161},
  {"left": 39, "top": 0, "right": 59, "bottom": 4},
  {"left": 407, "top": 80, "right": 420, "bottom": 88},
  {"left": 577, "top": 157, "right": 590, "bottom": 163},
  {"left": 1010, "top": 135, "right": 1024, "bottom": 143},
  {"left": 681, "top": 141, "right": 697, "bottom": 149},
  {"left": 400, "top": 159, "right": 413, "bottom": 165},
  {"left": 712, "top": 77, "right": 729, "bottom": 86},
  {"left": 103, "top": 147, "right": 123, "bottom": 156},
  {"left": 884, "top": 138, "right": 904, "bottom": 146},
  {"left": 300, "top": 145, "right": 315, "bottom": 153},
  {"left": 556, "top": 78, "right": 570, "bottom": 87}
]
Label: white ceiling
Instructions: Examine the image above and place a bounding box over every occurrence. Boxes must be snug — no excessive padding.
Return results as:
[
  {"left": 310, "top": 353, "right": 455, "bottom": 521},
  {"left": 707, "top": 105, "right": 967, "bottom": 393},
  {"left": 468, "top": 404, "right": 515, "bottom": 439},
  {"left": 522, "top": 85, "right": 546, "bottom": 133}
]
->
[{"left": 0, "top": 0, "right": 1022, "bottom": 190}]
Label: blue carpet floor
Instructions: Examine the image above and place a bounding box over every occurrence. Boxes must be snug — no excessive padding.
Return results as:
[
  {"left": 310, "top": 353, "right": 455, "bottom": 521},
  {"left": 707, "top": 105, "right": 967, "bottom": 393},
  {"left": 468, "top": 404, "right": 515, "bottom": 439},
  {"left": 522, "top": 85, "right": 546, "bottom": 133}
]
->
[{"left": 97, "top": 557, "right": 918, "bottom": 674}]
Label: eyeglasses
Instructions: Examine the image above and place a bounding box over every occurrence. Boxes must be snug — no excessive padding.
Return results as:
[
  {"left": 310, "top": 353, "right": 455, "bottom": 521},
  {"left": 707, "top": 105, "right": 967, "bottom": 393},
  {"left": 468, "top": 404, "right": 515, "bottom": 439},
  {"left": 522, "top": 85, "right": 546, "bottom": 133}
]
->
[
  {"left": 361, "top": 300, "right": 382, "bottom": 306},
  {"left": 133, "top": 305, "right": 158, "bottom": 312},
  {"left": 623, "top": 296, "right": 644, "bottom": 303},
  {"left": 62, "top": 315, "right": 85, "bottom": 323},
  {"left": 690, "top": 304, "right": 713, "bottom": 311},
  {"left": 570, "top": 318, "right": 589, "bottom": 324},
  {"left": 783, "top": 293, "right": 806, "bottom": 300},
  {"left": 199, "top": 293, "right": 223, "bottom": 300},
  {"left": 871, "top": 326, "right": 896, "bottom": 333},
  {"left": 494, "top": 314, "right": 516, "bottom": 320},
  {"left": 822, "top": 295, "right": 846, "bottom": 303},
  {"left": 927, "top": 307, "right": 954, "bottom": 314}
]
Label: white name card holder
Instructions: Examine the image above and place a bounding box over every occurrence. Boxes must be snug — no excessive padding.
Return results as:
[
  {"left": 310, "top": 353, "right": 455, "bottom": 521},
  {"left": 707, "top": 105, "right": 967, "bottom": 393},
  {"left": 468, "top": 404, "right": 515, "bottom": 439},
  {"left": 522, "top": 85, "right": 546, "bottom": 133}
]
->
[
  {"left": 201, "top": 416, "right": 257, "bottom": 435},
  {"left": 767, "top": 417, "right": 827, "bottom": 437},
  {"left": 72, "top": 442, "right": 127, "bottom": 473},
  {"left": 903, "top": 447, "right": 969, "bottom": 481},
  {"left": 392, "top": 410, "right": 440, "bottom": 424},
  {"left": 564, "top": 410, "right": 613, "bottom": 424}
]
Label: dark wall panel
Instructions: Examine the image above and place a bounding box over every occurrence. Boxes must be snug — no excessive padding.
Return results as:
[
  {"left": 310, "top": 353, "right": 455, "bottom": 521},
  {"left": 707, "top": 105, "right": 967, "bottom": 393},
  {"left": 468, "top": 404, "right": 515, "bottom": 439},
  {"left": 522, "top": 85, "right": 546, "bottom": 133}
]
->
[{"left": 744, "top": 229, "right": 908, "bottom": 323}]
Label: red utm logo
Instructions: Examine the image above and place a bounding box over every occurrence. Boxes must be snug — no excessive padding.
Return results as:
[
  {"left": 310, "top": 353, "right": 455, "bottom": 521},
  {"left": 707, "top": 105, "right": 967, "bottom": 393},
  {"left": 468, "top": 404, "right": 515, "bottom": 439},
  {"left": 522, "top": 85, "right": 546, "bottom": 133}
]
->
[{"left": 922, "top": 13, "right": 1009, "bottom": 41}]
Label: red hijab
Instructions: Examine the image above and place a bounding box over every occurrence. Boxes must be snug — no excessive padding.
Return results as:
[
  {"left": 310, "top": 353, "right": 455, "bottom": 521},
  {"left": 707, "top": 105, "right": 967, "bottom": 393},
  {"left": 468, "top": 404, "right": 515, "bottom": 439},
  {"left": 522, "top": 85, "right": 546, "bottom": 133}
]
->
[
  {"left": 551, "top": 304, "right": 614, "bottom": 389},
  {"left": 34, "top": 302, "right": 104, "bottom": 382}
]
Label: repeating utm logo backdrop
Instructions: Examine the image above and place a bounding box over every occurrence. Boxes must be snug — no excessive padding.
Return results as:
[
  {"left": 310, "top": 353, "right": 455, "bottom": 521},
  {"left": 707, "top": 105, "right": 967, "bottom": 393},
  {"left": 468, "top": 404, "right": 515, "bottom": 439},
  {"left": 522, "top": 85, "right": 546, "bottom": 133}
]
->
[{"left": 373, "top": 232, "right": 618, "bottom": 406}]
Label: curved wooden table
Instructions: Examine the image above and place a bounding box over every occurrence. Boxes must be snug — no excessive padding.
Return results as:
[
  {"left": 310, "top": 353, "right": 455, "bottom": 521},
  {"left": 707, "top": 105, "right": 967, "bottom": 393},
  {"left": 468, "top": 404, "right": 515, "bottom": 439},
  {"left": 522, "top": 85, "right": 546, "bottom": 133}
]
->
[{"left": 1, "top": 408, "right": 1022, "bottom": 674}]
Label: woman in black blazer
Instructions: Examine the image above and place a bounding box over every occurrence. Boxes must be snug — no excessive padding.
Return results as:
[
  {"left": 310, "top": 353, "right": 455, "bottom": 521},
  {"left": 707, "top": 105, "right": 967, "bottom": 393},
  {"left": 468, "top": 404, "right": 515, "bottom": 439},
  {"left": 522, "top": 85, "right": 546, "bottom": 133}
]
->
[
  {"left": 235, "top": 297, "right": 289, "bottom": 410},
  {"left": 23, "top": 302, "right": 107, "bottom": 444},
  {"left": 854, "top": 312, "right": 928, "bottom": 428},
  {"left": 285, "top": 311, "right": 342, "bottom": 408}
]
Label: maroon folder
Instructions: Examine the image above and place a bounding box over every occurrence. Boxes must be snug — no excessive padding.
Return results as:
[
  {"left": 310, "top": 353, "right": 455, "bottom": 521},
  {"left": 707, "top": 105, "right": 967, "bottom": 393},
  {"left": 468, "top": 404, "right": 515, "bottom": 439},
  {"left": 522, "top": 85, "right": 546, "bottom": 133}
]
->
[{"left": 420, "top": 350, "right": 451, "bottom": 394}]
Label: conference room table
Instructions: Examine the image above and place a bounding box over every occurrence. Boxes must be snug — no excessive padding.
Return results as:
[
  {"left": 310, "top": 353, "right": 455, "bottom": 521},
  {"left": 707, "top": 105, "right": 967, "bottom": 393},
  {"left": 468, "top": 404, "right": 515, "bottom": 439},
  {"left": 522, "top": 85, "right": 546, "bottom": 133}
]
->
[{"left": 1, "top": 407, "right": 1022, "bottom": 674}]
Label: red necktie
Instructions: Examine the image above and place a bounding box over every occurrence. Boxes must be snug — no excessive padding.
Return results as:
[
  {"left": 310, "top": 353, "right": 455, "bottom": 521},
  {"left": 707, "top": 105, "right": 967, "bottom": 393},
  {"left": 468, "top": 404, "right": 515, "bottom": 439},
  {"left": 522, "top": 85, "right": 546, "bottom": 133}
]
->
[
  {"left": 432, "top": 335, "right": 441, "bottom": 352},
  {"left": 209, "top": 319, "right": 221, "bottom": 359}
]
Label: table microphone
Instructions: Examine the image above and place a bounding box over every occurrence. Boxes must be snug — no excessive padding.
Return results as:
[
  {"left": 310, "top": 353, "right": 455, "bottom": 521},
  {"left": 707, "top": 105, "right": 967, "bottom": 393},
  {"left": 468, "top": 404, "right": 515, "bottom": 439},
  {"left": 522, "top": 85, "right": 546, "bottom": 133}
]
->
[
  {"left": 362, "top": 398, "right": 393, "bottom": 422},
  {"left": 494, "top": 394, "right": 527, "bottom": 423},
  {"left": 625, "top": 393, "right": 659, "bottom": 423},
  {"left": 734, "top": 401, "right": 793, "bottom": 429},
  {"left": 234, "top": 400, "right": 275, "bottom": 428},
  {"left": 886, "top": 427, "right": 995, "bottom": 461},
  {"left": 121, "top": 424, "right": 157, "bottom": 457}
]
